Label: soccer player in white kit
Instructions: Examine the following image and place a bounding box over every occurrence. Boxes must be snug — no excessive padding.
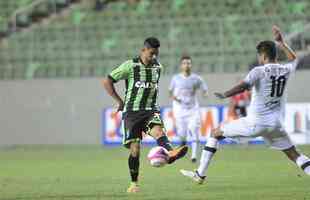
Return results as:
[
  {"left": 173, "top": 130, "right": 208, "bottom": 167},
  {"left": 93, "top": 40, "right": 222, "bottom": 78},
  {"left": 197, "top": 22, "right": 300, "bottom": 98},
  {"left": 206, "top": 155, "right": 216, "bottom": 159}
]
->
[
  {"left": 181, "top": 26, "right": 310, "bottom": 183},
  {"left": 169, "top": 55, "right": 208, "bottom": 163}
]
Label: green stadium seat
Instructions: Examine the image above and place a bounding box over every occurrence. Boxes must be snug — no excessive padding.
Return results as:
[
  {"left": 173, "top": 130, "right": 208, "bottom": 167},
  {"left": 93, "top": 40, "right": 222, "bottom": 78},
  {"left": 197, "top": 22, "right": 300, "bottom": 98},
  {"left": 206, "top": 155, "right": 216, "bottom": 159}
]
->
[
  {"left": 172, "top": 0, "right": 186, "bottom": 11},
  {"left": 0, "top": 0, "right": 310, "bottom": 79},
  {"left": 16, "top": 12, "right": 32, "bottom": 27},
  {"left": 31, "top": 2, "right": 51, "bottom": 20}
]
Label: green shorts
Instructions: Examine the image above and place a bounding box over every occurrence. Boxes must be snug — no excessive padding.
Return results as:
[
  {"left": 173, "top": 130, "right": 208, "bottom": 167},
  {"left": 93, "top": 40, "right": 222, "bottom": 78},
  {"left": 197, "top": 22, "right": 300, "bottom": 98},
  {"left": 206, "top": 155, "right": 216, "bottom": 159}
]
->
[{"left": 122, "top": 110, "right": 164, "bottom": 148}]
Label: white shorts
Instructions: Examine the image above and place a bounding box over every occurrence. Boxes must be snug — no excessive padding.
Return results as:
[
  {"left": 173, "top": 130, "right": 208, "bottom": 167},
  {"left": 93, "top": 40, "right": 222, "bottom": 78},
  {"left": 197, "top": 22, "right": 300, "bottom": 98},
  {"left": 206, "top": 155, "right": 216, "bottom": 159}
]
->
[
  {"left": 175, "top": 113, "right": 201, "bottom": 141},
  {"left": 220, "top": 117, "right": 293, "bottom": 150}
]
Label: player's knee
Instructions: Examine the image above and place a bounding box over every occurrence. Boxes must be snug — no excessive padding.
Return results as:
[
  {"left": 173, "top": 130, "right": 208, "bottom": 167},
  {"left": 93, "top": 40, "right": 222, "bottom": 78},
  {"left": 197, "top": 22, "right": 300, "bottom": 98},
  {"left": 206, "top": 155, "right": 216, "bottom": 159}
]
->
[
  {"left": 150, "top": 125, "right": 165, "bottom": 139},
  {"left": 191, "top": 133, "right": 199, "bottom": 142},
  {"left": 282, "top": 146, "right": 300, "bottom": 162},
  {"left": 130, "top": 142, "right": 140, "bottom": 157},
  {"left": 211, "top": 127, "right": 224, "bottom": 139},
  {"left": 178, "top": 130, "right": 187, "bottom": 138}
]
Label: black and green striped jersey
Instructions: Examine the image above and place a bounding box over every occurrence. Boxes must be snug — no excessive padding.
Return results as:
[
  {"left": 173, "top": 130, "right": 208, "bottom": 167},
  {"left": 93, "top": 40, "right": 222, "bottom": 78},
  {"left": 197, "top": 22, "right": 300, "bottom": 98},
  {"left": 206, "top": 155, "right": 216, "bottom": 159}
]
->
[{"left": 108, "top": 57, "right": 162, "bottom": 112}]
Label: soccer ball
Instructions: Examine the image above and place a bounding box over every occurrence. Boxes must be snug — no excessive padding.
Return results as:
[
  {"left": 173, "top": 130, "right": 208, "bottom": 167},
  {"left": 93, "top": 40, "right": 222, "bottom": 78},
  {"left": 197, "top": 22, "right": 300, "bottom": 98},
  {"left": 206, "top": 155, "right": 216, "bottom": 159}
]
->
[{"left": 147, "top": 146, "right": 169, "bottom": 167}]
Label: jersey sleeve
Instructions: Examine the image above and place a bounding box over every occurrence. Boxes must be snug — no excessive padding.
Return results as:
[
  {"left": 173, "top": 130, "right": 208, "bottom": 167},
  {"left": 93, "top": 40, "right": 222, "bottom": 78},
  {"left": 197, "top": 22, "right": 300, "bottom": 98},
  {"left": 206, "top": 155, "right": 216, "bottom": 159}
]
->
[
  {"left": 244, "top": 68, "right": 261, "bottom": 86},
  {"left": 198, "top": 76, "right": 208, "bottom": 93},
  {"left": 108, "top": 61, "right": 131, "bottom": 82},
  {"left": 284, "top": 59, "right": 298, "bottom": 73}
]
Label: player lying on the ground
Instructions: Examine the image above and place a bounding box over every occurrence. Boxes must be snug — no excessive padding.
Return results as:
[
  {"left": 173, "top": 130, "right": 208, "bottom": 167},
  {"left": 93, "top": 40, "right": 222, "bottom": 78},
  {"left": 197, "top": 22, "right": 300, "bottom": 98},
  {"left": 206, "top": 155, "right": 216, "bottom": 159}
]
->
[
  {"left": 103, "top": 37, "right": 188, "bottom": 193},
  {"left": 180, "top": 25, "right": 310, "bottom": 184},
  {"left": 169, "top": 55, "right": 208, "bottom": 163}
]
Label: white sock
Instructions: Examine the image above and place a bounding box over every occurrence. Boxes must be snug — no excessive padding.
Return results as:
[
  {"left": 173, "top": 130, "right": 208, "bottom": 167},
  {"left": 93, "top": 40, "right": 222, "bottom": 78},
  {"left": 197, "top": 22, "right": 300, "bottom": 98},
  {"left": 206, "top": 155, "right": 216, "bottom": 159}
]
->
[
  {"left": 191, "top": 141, "right": 198, "bottom": 159},
  {"left": 197, "top": 137, "right": 218, "bottom": 177},
  {"left": 296, "top": 155, "right": 310, "bottom": 175}
]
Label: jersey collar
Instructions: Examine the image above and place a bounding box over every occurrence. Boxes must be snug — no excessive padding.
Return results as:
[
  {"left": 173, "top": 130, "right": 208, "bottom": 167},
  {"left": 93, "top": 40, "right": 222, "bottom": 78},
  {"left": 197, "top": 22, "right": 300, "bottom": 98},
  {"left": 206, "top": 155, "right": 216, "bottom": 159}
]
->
[{"left": 138, "top": 56, "right": 159, "bottom": 67}]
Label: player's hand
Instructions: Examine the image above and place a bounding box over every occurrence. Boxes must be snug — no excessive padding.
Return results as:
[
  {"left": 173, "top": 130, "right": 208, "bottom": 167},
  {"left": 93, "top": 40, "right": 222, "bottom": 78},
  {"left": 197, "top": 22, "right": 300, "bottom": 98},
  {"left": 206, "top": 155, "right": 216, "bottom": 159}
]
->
[
  {"left": 116, "top": 99, "right": 124, "bottom": 112},
  {"left": 272, "top": 25, "right": 284, "bottom": 44},
  {"left": 214, "top": 92, "right": 226, "bottom": 99},
  {"left": 172, "top": 96, "right": 182, "bottom": 103}
]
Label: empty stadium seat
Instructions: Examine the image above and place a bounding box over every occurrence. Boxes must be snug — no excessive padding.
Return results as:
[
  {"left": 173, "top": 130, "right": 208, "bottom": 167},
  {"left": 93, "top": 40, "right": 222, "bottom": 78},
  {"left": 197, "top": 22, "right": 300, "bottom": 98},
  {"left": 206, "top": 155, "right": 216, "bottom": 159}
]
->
[{"left": 0, "top": 0, "right": 309, "bottom": 79}]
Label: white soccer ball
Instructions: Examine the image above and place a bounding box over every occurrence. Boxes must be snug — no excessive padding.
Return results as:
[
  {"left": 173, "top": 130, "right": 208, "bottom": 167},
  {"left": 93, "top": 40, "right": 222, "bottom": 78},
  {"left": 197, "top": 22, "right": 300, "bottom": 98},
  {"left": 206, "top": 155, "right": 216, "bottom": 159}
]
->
[{"left": 147, "top": 146, "right": 169, "bottom": 168}]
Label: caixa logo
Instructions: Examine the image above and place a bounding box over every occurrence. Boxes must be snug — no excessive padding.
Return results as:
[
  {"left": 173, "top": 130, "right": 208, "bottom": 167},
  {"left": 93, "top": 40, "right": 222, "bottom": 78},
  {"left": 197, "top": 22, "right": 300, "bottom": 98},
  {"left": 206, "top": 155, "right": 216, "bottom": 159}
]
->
[{"left": 135, "top": 81, "right": 158, "bottom": 89}]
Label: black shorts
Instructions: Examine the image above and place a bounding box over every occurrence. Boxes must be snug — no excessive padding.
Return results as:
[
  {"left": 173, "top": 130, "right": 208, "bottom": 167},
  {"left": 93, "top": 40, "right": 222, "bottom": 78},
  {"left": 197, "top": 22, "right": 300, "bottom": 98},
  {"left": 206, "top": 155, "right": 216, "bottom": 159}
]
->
[{"left": 122, "top": 110, "right": 164, "bottom": 148}]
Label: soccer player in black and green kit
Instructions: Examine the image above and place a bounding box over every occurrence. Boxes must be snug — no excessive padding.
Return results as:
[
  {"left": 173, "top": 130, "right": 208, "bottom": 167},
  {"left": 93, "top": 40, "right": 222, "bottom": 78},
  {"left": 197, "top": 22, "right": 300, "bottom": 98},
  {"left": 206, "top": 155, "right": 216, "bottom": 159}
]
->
[{"left": 103, "top": 37, "right": 188, "bottom": 193}]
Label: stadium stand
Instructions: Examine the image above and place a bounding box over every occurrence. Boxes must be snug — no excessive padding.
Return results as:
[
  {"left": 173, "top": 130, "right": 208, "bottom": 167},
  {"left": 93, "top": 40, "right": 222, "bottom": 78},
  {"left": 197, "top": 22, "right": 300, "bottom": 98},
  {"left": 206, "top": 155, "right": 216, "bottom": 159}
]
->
[
  {"left": 0, "top": 1, "right": 36, "bottom": 33},
  {"left": 0, "top": 0, "right": 310, "bottom": 79}
]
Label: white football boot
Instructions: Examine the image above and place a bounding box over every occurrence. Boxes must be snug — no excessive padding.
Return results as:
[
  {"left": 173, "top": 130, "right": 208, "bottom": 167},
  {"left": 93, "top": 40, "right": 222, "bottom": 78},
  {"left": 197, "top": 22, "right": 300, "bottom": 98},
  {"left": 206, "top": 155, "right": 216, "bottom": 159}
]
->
[{"left": 180, "top": 169, "right": 206, "bottom": 184}]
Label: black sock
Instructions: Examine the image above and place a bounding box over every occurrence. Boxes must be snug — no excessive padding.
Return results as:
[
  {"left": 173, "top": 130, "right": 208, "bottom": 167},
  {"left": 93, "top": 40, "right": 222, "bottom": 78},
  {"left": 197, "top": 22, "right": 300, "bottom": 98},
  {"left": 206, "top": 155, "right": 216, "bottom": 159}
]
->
[
  {"left": 157, "top": 135, "right": 173, "bottom": 151},
  {"left": 128, "top": 154, "right": 140, "bottom": 183},
  {"left": 180, "top": 140, "right": 186, "bottom": 146}
]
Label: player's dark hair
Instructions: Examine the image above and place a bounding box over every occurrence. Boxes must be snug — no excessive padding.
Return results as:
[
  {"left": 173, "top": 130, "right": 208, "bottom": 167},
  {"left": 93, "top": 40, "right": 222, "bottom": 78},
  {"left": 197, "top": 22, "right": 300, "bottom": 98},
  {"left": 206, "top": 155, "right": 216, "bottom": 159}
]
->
[
  {"left": 180, "top": 55, "right": 192, "bottom": 61},
  {"left": 256, "top": 40, "right": 277, "bottom": 60},
  {"left": 144, "top": 37, "right": 160, "bottom": 48}
]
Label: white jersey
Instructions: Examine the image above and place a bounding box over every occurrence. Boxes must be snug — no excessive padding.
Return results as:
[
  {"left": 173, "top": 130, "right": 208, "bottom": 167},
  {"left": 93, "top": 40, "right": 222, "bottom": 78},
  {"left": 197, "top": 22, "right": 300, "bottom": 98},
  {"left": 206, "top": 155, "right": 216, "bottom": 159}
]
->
[
  {"left": 244, "top": 60, "right": 298, "bottom": 126},
  {"left": 169, "top": 73, "right": 208, "bottom": 116}
]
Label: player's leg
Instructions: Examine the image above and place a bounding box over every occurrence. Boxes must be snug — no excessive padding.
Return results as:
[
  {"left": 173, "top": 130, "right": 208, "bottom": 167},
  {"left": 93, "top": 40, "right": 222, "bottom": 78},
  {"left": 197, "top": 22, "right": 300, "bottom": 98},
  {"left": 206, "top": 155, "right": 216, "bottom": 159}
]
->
[
  {"left": 282, "top": 146, "right": 310, "bottom": 175},
  {"left": 149, "top": 124, "right": 173, "bottom": 151},
  {"left": 122, "top": 114, "right": 143, "bottom": 193},
  {"left": 198, "top": 118, "right": 253, "bottom": 177},
  {"left": 180, "top": 127, "right": 222, "bottom": 184},
  {"left": 263, "top": 129, "right": 310, "bottom": 176},
  {"left": 146, "top": 113, "right": 188, "bottom": 164},
  {"left": 175, "top": 116, "right": 188, "bottom": 146},
  {"left": 181, "top": 118, "right": 253, "bottom": 183},
  {"left": 127, "top": 141, "right": 141, "bottom": 193},
  {"left": 197, "top": 127, "right": 223, "bottom": 176},
  {"left": 188, "top": 116, "right": 201, "bottom": 163},
  {"left": 188, "top": 128, "right": 199, "bottom": 163}
]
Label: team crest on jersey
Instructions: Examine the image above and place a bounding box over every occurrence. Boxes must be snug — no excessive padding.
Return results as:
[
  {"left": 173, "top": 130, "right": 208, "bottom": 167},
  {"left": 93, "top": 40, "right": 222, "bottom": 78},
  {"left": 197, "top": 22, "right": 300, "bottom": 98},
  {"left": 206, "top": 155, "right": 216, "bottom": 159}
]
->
[{"left": 152, "top": 68, "right": 160, "bottom": 81}]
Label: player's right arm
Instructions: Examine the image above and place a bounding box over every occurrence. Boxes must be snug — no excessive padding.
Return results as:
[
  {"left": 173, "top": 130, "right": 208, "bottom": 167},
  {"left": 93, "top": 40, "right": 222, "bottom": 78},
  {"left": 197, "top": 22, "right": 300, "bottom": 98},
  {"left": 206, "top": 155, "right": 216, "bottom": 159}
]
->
[
  {"left": 214, "top": 81, "right": 251, "bottom": 99},
  {"left": 169, "top": 90, "right": 178, "bottom": 101},
  {"left": 102, "top": 61, "right": 131, "bottom": 112},
  {"left": 169, "top": 76, "right": 181, "bottom": 103},
  {"left": 214, "top": 68, "right": 259, "bottom": 99}
]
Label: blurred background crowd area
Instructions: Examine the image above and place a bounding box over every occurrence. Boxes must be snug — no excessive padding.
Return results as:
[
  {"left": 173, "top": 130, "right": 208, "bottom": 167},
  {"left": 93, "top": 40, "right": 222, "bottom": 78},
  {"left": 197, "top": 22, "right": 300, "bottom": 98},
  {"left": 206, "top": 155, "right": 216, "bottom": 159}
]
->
[{"left": 0, "top": 0, "right": 310, "bottom": 80}]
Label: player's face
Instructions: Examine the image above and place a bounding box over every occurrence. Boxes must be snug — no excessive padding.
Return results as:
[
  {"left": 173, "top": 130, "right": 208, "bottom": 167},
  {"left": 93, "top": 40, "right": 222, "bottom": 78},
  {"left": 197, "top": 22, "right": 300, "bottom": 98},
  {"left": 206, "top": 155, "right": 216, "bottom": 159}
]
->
[
  {"left": 181, "top": 59, "right": 192, "bottom": 73},
  {"left": 142, "top": 47, "right": 159, "bottom": 63}
]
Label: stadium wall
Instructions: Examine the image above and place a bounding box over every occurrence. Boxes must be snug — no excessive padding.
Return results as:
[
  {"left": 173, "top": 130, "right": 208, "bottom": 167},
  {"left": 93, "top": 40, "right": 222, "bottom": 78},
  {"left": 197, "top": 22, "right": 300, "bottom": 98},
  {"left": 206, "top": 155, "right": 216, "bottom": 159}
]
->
[{"left": 0, "top": 71, "right": 309, "bottom": 145}]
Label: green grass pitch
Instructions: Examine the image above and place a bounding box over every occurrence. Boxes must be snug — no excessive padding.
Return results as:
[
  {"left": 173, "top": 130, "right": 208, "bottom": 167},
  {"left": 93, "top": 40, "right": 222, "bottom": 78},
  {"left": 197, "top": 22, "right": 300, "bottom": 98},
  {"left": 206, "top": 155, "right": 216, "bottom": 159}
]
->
[{"left": 0, "top": 145, "right": 309, "bottom": 200}]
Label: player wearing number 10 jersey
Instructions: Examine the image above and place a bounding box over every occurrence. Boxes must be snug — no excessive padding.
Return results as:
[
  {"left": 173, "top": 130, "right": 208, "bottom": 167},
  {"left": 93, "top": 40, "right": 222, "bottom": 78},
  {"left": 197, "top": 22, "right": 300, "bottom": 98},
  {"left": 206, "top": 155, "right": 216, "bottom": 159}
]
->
[{"left": 181, "top": 26, "right": 310, "bottom": 184}]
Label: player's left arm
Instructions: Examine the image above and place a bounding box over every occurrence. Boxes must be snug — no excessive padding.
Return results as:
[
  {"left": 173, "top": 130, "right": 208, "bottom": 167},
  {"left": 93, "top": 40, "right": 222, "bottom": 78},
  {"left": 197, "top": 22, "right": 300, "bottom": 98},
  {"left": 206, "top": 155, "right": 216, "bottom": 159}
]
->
[
  {"left": 168, "top": 76, "right": 181, "bottom": 103},
  {"left": 272, "top": 25, "right": 297, "bottom": 62},
  {"left": 198, "top": 76, "right": 208, "bottom": 97},
  {"left": 272, "top": 25, "right": 299, "bottom": 72},
  {"left": 214, "top": 81, "right": 251, "bottom": 99}
]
